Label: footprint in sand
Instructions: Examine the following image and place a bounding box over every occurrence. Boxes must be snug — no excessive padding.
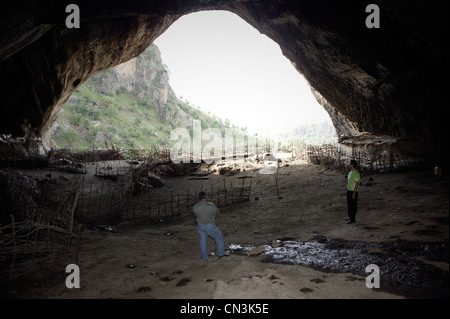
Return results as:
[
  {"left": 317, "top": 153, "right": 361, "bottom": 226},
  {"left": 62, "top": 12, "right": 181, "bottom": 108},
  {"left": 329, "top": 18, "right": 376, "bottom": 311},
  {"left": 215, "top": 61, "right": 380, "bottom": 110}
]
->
[{"left": 176, "top": 277, "right": 192, "bottom": 287}]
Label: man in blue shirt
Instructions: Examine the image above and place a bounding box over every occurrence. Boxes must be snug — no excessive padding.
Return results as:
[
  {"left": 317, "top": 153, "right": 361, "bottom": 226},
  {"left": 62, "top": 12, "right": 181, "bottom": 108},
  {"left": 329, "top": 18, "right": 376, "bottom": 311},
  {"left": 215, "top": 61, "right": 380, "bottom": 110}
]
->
[{"left": 193, "top": 191, "right": 226, "bottom": 260}]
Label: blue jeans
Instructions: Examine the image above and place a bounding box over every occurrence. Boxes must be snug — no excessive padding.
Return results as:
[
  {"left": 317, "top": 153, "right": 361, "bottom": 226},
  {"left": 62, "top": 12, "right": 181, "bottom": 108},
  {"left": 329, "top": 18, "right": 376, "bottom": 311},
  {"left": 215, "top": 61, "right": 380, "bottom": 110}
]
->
[{"left": 197, "top": 223, "right": 225, "bottom": 260}]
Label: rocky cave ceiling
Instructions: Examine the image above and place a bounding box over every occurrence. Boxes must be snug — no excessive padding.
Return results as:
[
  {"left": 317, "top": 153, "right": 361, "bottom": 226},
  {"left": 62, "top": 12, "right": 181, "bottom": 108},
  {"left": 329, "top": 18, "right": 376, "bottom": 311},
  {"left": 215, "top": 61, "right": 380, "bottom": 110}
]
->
[{"left": 0, "top": 0, "right": 448, "bottom": 159}]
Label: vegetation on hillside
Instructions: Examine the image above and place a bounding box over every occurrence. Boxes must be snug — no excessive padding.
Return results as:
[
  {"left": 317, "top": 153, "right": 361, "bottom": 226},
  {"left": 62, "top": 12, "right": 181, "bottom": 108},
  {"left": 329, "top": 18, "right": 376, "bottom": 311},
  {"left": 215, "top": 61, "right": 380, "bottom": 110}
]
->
[
  {"left": 272, "top": 121, "right": 337, "bottom": 150},
  {"left": 51, "top": 45, "right": 245, "bottom": 151}
]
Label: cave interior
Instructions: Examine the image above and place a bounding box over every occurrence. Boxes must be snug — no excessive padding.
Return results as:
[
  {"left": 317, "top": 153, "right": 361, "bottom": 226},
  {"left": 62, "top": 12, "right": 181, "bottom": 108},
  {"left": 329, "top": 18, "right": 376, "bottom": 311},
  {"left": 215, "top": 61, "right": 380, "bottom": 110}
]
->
[{"left": 0, "top": 0, "right": 448, "bottom": 164}]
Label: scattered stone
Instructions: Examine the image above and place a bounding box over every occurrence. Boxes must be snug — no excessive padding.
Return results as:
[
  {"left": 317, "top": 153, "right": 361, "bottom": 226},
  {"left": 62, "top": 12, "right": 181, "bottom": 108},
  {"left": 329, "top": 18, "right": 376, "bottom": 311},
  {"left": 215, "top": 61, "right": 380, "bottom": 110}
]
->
[
  {"left": 94, "top": 224, "right": 120, "bottom": 233},
  {"left": 248, "top": 245, "right": 268, "bottom": 256},
  {"left": 189, "top": 170, "right": 211, "bottom": 177},
  {"left": 271, "top": 240, "right": 282, "bottom": 248},
  {"left": 137, "top": 286, "right": 151, "bottom": 293},
  {"left": 299, "top": 287, "right": 313, "bottom": 293},
  {"left": 147, "top": 171, "right": 165, "bottom": 187},
  {"left": 364, "top": 177, "right": 374, "bottom": 186},
  {"left": 176, "top": 277, "right": 191, "bottom": 287},
  {"left": 345, "top": 275, "right": 362, "bottom": 282},
  {"left": 218, "top": 167, "right": 231, "bottom": 175},
  {"left": 310, "top": 278, "right": 325, "bottom": 283}
]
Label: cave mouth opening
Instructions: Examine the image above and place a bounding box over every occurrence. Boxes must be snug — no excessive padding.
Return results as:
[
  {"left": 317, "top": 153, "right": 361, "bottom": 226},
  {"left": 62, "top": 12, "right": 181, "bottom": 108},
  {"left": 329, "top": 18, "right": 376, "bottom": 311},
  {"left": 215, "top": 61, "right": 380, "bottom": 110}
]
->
[
  {"left": 2, "top": 2, "right": 445, "bottom": 169},
  {"left": 153, "top": 10, "right": 335, "bottom": 138},
  {"left": 50, "top": 10, "right": 337, "bottom": 153}
]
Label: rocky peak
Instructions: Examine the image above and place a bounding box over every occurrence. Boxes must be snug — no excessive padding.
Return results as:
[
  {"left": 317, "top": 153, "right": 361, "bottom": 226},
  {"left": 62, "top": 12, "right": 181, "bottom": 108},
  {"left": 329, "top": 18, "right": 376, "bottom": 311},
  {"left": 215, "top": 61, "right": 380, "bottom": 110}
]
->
[{"left": 81, "top": 44, "right": 173, "bottom": 117}]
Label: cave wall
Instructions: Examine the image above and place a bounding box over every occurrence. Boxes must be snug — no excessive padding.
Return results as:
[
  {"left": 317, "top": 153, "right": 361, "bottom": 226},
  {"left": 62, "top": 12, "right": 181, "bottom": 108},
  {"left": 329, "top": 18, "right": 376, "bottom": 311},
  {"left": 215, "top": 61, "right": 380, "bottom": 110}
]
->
[
  {"left": 0, "top": 11, "right": 179, "bottom": 148},
  {"left": 0, "top": 0, "right": 448, "bottom": 159},
  {"left": 224, "top": 1, "right": 449, "bottom": 140}
]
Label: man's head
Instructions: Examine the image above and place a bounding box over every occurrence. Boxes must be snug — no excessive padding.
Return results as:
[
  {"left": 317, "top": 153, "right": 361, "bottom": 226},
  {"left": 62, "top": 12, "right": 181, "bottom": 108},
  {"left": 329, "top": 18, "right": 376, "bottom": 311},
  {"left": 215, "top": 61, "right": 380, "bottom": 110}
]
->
[
  {"left": 350, "top": 160, "right": 358, "bottom": 169},
  {"left": 198, "top": 191, "right": 207, "bottom": 200}
]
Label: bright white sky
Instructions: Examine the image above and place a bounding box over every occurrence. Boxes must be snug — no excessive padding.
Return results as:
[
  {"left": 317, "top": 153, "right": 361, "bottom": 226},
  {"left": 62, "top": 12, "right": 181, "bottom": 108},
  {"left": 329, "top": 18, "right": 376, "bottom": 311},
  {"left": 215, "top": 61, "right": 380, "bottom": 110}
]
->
[{"left": 154, "top": 10, "right": 331, "bottom": 135}]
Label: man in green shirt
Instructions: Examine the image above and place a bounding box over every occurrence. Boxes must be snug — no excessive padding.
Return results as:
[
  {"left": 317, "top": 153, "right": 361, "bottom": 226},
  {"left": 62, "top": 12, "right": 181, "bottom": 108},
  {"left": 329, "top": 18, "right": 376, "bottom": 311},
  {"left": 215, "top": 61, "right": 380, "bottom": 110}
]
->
[
  {"left": 346, "top": 160, "right": 360, "bottom": 224},
  {"left": 193, "top": 191, "right": 226, "bottom": 260}
]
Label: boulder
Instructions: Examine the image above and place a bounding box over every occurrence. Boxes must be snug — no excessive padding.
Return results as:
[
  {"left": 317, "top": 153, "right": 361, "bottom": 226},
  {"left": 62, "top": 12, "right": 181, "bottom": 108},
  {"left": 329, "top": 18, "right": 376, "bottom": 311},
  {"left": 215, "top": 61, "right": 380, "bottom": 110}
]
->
[{"left": 147, "top": 172, "right": 165, "bottom": 187}]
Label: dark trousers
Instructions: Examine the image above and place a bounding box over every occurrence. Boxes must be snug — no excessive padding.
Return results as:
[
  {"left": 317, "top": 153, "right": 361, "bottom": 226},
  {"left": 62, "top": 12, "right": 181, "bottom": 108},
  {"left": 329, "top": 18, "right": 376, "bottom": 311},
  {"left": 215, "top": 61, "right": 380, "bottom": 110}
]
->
[{"left": 347, "top": 190, "right": 359, "bottom": 221}]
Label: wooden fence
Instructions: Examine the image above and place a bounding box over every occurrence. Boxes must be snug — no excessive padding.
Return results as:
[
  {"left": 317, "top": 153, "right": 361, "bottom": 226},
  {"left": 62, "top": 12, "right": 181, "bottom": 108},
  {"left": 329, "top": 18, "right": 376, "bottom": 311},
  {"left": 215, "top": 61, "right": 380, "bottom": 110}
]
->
[
  {"left": 76, "top": 175, "right": 252, "bottom": 224},
  {"left": 292, "top": 141, "right": 424, "bottom": 174},
  {"left": 0, "top": 174, "right": 83, "bottom": 280},
  {"left": 123, "top": 180, "right": 252, "bottom": 222},
  {"left": 76, "top": 175, "right": 134, "bottom": 224}
]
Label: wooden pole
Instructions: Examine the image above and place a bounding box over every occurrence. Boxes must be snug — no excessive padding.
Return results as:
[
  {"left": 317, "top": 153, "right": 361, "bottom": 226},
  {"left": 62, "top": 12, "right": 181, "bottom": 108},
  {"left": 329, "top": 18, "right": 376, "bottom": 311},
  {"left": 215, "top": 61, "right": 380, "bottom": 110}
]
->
[
  {"left": 10, "top": 214, "right": 16, "bottom": 272},
  {"left": 217, "top": 186, "right": 220, "bottom": 207},
  {"left": 68, "top": 192, "right": 79, "bottom": 250},
  {"left": 170, "top": 191, "right": 174, "bottom": 217},
  {"left": 149, "top": 192, "right": 152, "bottom": 219},
  {"left": 157, "top": 193, "right": 161, "bottom": 219},
  {"left": 223, "top": 180, "right": 227, "bottom": 206},
  {"left": 81, "top": 177, "right": 85, "bottom": 219},
  {"left": 231, "top": 182, "right": 234, "bottom": 203},
  {"left": 186, "top": 189, "right": 189, "bottom": 214}
]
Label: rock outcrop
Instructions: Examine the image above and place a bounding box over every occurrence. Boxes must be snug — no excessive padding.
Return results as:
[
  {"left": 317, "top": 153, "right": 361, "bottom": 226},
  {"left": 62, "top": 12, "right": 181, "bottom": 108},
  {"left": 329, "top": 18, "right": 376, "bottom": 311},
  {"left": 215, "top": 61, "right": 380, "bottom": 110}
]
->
[
  {"left": 0, "top": 12, "right": 178, "bottom": 149},
  {"left": 0, "top": 0, "right": 448, "bottom": 162},
  {"left": 68, "top": 44, "right": 175, "bottom": 123}
]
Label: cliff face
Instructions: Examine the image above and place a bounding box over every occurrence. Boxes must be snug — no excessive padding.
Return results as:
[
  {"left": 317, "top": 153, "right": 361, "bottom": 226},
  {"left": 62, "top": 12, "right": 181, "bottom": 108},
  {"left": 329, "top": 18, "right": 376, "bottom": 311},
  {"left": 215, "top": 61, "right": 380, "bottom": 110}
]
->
[
  {"left": 0, "top": 13, "right": 178, "bottom": 149},
  {"left": 50, "top": 44, "right": 233, "bottom": 150},
  {"left": 0, "top": 0, "right": 448, "bottom": 161},
  {"left": 79, "top": 44, "right": 175, "bottom": 123}
]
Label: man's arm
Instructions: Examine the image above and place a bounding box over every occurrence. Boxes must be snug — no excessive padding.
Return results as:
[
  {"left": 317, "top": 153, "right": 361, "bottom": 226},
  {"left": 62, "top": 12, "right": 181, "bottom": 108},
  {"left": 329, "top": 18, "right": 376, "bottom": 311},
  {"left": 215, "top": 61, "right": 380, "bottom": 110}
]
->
[
  {"left": 352, "top": 181, "right": 359, "bottom": 199},
  {"left": 352, "top": 172, "right": 360, "bottom": 199}
]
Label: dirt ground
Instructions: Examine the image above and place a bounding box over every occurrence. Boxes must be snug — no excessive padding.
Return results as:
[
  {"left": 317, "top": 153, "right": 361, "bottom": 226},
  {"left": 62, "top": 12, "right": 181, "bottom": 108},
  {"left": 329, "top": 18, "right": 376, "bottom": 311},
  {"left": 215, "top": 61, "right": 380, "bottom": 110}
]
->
[{"left": 3, "top": 157, "right": 449, "bottom": 300}]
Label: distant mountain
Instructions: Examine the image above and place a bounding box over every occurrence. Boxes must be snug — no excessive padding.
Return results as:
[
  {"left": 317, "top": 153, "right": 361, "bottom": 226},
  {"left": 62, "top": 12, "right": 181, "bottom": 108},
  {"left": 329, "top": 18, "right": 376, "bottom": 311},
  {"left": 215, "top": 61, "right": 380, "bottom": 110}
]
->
[
  {"left": 266, "top": 121, "right": 337, "bottom": 148},
  {"left": 51, "top": 44, "right": 243, "bottom": 151}
]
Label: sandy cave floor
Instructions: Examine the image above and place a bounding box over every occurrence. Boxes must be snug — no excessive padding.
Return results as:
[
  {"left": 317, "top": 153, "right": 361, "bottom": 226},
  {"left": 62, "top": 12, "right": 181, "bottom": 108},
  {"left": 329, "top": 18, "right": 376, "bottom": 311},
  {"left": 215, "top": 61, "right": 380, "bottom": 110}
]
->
[{"left": 2, "top": 158, "right": 449, "bottom": 299}]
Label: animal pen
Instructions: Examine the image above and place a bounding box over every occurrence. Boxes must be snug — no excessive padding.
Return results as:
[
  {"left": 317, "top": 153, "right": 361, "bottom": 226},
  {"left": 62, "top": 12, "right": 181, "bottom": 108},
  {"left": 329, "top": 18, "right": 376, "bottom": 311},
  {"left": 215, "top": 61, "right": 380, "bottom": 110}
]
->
[
  {"left": 1, "top": 147, "right": 252, "bottom": 282},
  {"left": 0, "top": 172, "right": 83, "bottom": 281},
  {"left": 78, "top": 165, "right": 253, "bottom": 224},
  {"left": 123, "top": 179, "right": 252, "bottom": 222},
  {"left": 293, "top": 136, "right": 426, "bottom": 174}
]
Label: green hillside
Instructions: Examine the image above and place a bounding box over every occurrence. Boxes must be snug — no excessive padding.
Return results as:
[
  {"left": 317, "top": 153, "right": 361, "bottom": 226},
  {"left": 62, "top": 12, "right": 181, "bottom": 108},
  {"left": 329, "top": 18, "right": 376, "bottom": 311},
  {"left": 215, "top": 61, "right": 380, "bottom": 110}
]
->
[{"left": 51, "top": 44, "right": 244, "bottom": 151}]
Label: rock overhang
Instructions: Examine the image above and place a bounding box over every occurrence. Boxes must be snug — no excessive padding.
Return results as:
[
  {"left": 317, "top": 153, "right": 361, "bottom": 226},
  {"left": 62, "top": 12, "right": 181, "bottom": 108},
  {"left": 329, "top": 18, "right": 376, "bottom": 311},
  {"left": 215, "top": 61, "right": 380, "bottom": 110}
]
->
[{"left": 0, "top": 0, "right": 448, "bottom": 162}]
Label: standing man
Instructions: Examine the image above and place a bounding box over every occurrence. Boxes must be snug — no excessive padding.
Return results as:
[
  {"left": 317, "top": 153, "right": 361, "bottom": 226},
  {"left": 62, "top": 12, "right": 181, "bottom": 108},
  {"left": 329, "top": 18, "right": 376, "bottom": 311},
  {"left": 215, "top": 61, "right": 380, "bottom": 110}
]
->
[
  {"left": 346, "top": 160, "right": 360, "bottom": 224},
  {"left": 193, "top": 191, "right": 226, "bottom": 260}
]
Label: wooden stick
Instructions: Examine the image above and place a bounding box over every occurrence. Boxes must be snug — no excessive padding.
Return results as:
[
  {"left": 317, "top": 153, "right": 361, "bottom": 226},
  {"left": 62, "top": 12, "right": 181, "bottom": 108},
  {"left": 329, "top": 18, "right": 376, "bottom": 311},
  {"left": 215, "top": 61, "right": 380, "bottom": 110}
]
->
[
  {"left": 10, "top": 214, "right": 16, "bottom": 273},
  {"left": 68, "top": 192, "right": 79, "bottom": 250},
  {"left": 170, "top": 191, "right": 174, "bottom": 217}
]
